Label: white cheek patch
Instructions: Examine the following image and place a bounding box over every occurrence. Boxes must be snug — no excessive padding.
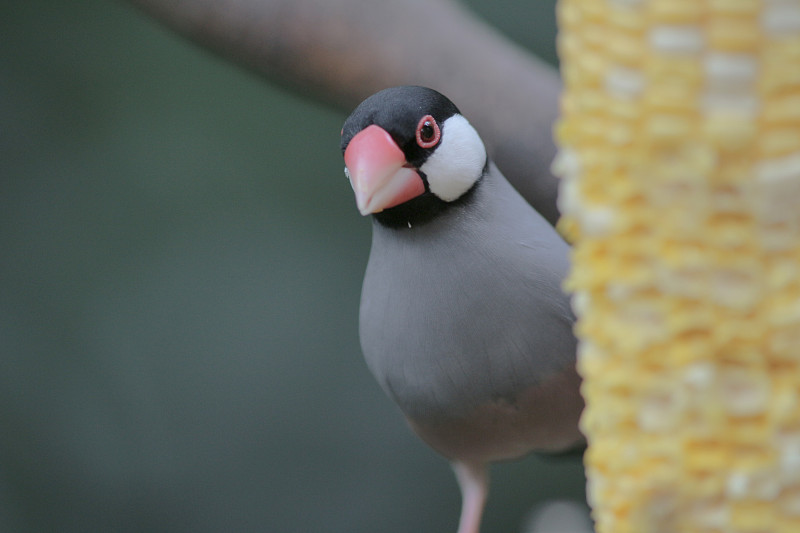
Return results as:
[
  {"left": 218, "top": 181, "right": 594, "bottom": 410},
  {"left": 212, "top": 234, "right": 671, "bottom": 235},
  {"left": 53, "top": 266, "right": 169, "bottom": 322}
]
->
[{"left": 420, "top": 114, "right": 487, "bottom": 202}]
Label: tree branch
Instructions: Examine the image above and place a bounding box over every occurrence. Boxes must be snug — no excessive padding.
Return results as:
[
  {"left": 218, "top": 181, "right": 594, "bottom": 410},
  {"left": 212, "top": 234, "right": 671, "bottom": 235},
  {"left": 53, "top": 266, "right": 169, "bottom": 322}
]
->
[{"left": 126, "top": 0, "right": 563, "bottom": 224}]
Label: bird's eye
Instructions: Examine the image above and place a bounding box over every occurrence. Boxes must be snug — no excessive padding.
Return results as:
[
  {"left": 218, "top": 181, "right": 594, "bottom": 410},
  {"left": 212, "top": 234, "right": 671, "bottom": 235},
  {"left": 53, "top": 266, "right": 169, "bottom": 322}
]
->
[{"left": 415, "top": 115, "right": 441, "bottom": 149}]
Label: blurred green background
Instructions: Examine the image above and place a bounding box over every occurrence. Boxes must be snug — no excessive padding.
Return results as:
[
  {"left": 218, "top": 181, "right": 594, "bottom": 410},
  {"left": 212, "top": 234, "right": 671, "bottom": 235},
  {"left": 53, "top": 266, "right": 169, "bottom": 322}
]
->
[{"left": 1, "top": 1, "right": 584, "bottom": 531}]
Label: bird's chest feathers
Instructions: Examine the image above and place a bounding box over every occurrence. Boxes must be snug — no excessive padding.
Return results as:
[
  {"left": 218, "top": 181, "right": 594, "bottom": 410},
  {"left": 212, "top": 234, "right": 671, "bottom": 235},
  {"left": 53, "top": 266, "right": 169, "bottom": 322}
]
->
[{"left": 359, "top": 224, "right": 537, "bottom": 417}]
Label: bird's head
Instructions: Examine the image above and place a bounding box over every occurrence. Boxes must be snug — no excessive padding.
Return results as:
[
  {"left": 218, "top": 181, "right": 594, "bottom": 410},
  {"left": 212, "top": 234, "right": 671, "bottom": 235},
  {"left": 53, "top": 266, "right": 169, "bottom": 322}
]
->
[{"left": 341, "top": 86, "right": 488, "bottom": 227}]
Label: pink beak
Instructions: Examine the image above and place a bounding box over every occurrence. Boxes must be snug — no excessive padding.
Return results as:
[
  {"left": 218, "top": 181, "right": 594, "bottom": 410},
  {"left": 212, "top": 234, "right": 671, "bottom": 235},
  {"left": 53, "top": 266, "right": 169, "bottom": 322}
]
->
[{"left": 344, "top": 125, "right": 425, "bottom": 215}]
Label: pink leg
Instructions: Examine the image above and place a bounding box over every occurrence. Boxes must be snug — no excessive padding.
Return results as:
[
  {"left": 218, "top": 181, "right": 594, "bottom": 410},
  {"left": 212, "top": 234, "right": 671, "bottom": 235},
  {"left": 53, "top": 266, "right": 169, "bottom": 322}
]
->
[{"left": 452, "top": 461, "right": 489, "bottom": 533}]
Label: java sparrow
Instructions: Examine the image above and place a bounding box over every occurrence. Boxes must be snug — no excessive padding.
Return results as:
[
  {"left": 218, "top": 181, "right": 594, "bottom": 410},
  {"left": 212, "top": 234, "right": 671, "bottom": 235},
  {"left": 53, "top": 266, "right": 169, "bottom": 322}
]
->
[{"left": 340, "top": 86, "right": 584, "bottom": 533}]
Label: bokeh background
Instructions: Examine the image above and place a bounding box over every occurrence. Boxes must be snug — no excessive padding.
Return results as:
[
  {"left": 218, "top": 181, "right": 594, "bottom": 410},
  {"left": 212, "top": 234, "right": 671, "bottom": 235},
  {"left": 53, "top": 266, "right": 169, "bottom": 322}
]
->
[{"left": 1, "top": 1, "right": 586, "bottom": 531}]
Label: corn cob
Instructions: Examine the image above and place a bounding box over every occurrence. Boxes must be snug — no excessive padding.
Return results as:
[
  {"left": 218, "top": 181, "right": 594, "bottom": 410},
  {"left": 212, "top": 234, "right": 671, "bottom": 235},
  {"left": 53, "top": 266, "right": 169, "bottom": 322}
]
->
[{"left": 553, "top": 1, "right": 800, "bottom": 532}]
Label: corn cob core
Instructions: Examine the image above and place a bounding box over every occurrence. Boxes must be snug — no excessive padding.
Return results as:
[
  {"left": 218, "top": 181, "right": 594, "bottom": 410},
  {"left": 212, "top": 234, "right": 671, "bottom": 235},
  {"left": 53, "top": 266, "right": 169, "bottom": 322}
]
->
[{"left": 553, "top": 1, "right": 800, "bottom": 532}]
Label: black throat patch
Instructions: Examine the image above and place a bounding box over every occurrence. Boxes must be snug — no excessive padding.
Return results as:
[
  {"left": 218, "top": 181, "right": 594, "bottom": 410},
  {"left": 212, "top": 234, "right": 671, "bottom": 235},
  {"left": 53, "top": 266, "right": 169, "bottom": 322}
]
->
[{"left": 372, "top": 160, "right": 489, "bottom": 230}]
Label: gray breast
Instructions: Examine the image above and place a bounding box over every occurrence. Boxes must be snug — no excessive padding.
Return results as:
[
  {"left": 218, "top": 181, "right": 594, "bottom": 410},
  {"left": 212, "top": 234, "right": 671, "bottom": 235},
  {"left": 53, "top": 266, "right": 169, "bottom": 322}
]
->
[{"left": 359, "top": 169, "right": 576, "bottom": 423}]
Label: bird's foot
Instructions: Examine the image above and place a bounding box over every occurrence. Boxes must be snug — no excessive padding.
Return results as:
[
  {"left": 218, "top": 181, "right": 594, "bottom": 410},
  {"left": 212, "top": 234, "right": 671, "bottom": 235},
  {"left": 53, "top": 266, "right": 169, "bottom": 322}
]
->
[{"left": 452, "top": 460, "right": 488, "bottom": 533}]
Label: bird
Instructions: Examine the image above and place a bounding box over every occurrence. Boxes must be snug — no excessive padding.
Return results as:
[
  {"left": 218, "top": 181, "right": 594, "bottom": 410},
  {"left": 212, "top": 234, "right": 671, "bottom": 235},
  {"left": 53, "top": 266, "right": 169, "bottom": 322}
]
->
[{"left": 340, "top": 86, "right": 584, "bottom": 533}]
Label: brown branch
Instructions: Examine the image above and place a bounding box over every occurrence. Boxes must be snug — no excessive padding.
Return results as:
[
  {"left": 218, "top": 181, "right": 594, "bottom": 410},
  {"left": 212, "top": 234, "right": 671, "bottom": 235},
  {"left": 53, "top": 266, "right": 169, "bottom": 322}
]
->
[{"left": 126, "top": 0, "right": 563, "bottom": 224}]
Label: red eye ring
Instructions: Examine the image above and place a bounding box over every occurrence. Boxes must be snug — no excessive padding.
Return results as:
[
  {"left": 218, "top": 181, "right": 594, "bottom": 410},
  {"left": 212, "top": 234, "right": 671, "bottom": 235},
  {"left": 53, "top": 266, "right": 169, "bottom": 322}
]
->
[{"left": 415, "top": 115, "right": 441, "bottom": 149}]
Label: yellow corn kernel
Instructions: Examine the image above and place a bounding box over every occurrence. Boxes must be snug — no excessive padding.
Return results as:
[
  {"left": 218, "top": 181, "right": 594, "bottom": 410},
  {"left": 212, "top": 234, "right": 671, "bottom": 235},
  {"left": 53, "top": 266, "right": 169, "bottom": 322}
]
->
[
  {"left": 707, "top": 17, "right": 763, "bottom": 52},
  {"left": 555, "top": 0, "right": 800, "bottom": 531},
  {"left": 648, "top": 1, "right": 704, "bottom": 24},
  {"left": 759, "top": 128, "right": 800, "bottom": 157},
  {"left": 709, "top": 0, "right": 760, "bottom": 16}
]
